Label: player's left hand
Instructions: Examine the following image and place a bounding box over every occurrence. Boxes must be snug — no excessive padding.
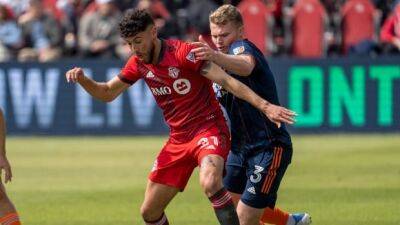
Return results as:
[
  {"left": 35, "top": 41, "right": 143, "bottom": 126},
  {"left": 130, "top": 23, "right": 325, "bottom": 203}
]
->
[
  {"left": 0, "top": 155, "right": 12, "bottom": 183},
  {"left": 261, "top": 102, "right": 297, "bottom": 128},
  {"left": 191, "top": 35, "right": 217, "bottom": 61}
]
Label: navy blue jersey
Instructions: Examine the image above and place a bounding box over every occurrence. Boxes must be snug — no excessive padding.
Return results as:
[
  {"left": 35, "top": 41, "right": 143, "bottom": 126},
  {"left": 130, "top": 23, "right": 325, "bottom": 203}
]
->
[{"left": 215, "top": 39, "right": 292, "bottom": 154}]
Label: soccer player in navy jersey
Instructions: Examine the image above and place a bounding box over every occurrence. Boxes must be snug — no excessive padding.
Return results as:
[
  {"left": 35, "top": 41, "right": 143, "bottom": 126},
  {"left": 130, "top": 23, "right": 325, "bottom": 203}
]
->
[
  {"left": 191, "top": 4, "right": 311, "bottom": 225},
  {"left": 0, "top": 109, "right": 22, "bottom": 225},
  {"left": 66, "top": 9, "right": 295, "bottom": 225}
]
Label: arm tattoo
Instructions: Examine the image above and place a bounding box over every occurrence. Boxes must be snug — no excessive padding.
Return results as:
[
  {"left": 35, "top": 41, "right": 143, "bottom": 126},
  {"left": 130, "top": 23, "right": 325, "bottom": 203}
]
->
[{"left": 200, "top": 61, "right": 212, "bottom": 75}]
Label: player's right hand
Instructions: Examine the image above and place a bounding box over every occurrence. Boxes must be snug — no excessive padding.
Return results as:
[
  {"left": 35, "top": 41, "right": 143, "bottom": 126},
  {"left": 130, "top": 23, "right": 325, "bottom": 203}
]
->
[{"left": 66, "top": 67, "right": 85, "bottom": 83}]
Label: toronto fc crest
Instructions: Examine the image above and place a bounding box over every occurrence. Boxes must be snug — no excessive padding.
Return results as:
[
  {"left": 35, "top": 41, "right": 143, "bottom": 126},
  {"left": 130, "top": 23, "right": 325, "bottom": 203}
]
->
[{"left": 168, "top": 67, "right": 180, "bottom": 78}]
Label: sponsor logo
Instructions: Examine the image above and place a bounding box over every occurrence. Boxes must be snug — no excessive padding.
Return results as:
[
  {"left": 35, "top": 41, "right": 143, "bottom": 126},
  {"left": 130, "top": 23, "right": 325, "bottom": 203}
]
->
[
  {"left": 168, "top": 67, "right": 180, "bottom": 78},
  {"left": 146, "top": 71, "right": 154, "bottom": 78},
  {"left": 151, "top": 86, "right": 172, "bottom": 96},
  {"left": 186, "top": 52, "right": 196, "bottom": 62},
  {"left": 173, "top": 79, "right": 191, "bottom": 95},
  {"left": 247, "top": 186, "right": 256, "bottom": 194},
  {"left": 233, "top": 46, "right": 245, "bottom": 55}
]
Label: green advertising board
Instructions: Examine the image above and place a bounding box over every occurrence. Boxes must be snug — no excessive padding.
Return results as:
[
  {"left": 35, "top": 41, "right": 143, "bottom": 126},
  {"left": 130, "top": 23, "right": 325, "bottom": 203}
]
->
[
  {"left": 269, "top": 57, "right": 400, "bottom": 132},
  {"left": 0, "top": 57, "right": 399, "bottom": 135}
]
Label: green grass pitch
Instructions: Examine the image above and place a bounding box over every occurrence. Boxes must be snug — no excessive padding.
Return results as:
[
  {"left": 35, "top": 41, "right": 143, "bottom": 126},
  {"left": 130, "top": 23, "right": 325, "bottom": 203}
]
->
[{"left": 4, "top": 135, "right": 400, "bottom": 225}]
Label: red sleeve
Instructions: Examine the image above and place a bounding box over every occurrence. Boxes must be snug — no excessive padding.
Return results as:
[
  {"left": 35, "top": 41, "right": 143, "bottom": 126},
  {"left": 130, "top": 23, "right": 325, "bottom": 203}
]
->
[
  {"left": 119, "top": 56, "right": 142, "bottom": 85},
  {"left": 380, "top": 14, "right": 396, "bottom": 43},
  {"left": 175, "top": 41, "right": 205, "bottom": 73}
]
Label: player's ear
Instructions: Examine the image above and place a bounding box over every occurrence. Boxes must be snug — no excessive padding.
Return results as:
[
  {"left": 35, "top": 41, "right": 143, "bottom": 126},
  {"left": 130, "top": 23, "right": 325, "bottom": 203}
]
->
[
  {"left": 151, "top": 25, "right": 157, "bottom": 39},
  {"left": 238, "top": 24, "right": 244, "bottom": 38}
]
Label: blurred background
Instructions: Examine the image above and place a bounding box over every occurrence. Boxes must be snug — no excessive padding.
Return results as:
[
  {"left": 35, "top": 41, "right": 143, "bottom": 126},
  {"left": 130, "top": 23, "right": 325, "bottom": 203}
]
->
[
  {"left": 1, "top": 0, "right": 400, "bottom": 61},
  {"left": 0, "top": 0, "right": 399, "bottom": 225},
  {"left": 0, "top": 0, "right": 400, "bottom": 134}
]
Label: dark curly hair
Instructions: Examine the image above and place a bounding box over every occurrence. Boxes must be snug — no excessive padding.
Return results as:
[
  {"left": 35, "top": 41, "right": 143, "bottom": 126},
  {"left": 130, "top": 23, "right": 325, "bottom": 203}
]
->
[{"left": 119, "top": 9, "right": 154, "bottom": 39}]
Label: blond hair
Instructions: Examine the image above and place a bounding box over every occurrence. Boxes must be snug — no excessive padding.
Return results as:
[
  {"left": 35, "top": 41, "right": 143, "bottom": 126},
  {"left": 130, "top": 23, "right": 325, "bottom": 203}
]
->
[{"left": 209, "top": 4, "right": 243, "bottom": 26}]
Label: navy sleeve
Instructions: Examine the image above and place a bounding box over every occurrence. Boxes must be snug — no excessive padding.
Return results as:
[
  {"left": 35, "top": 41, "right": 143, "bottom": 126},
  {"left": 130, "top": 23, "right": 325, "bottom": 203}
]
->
[{"left": 228, "top": 40, "right": 255, "bottom": 56}]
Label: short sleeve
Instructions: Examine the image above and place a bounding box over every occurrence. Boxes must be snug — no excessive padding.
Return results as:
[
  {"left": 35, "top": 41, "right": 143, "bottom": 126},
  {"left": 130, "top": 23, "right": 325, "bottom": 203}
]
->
[
  {"left": 175, "top": 41, "right": 205, "bottom": 72},
  {"left": 118, "top": 56, "right": 142, "bottom": 85}
]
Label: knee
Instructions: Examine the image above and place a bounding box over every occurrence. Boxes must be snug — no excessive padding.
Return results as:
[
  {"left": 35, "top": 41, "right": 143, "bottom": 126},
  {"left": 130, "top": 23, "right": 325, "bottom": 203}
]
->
[
  {"left": 200, "top": 171, "right": 223, "bottom": 197},
  {"left": 140, "top": 204, "right": 163, "bottom": 222},
  {"left": 237, "top": 205, "right": 261, "bottom": 225}
]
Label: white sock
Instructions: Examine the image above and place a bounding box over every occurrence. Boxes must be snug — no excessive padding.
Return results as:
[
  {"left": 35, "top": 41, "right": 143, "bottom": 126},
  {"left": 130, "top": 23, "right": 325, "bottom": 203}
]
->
[{"left": 286, "top": 215, "right": 296, "bottom": 225}]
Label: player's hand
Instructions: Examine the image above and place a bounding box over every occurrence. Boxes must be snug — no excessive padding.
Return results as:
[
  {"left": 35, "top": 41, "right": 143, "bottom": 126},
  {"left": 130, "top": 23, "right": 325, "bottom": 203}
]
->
[
  {"left": 191, "top": 35, "right": 217, "bottom": 61},
  {"left": 66, "top": 67, "right": 85, "bottom": 83},
  {"left": 261, "top": 102, "right": 297, "bottom": 128},
  {"left": 0, "top": 155, "right": 12, "bottom": 183}
]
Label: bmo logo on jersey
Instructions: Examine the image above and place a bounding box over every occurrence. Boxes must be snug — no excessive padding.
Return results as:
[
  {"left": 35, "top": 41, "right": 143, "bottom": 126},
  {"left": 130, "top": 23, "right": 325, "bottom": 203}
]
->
[
  {"left": 173, "top": 79, "right": 191, "bottom": 95},
  {"left": 150, "top": 79, "right": 191, "bottom": 96},
  {"left": 151, "top": 86, "right": 172, "bottom": 96}
]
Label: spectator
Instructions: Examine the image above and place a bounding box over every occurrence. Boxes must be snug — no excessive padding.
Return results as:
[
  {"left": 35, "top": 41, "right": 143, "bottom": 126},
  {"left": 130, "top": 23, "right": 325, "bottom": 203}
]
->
[
  {"left": 340, "top": 0, "right": 380, "bottom": 55},
  {"left": 185, "top": 0, "right": 218, "bottom": 45},
  {"left": 0, "top": 4, "right": 22, "bottom": 61},
  {"left": 135, "top": 0, "right": 180, "bottom": 39},
  {"left": 18, "top": 0, "right": 63, "bottom": 62},
  {"left": 285, "top": 0, "right": 329, "bottom": 58},
  {"left": 57, "top": 0, "right": 89, "bottom": 55},
  {"left": 380, "top": 2, "right": 400, "bottom": 53},
  {"left": 372, "top": 0, "right": 396, "bottom": 21},
  {"left": 78, "top": 0, "right": 125, "bottom": 58},
  {"left": 0, "top": 0, "right": 30, "bottom": 17}
]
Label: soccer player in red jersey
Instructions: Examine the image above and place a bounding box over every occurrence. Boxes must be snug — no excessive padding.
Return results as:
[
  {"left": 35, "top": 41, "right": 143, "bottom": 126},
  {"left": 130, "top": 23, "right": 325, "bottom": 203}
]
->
[
  {"left": 0, "top": 109, "right": 22, "bottom": 225},
  {"left": 66, "top": 9, "right": 295, "bottom": 225}
]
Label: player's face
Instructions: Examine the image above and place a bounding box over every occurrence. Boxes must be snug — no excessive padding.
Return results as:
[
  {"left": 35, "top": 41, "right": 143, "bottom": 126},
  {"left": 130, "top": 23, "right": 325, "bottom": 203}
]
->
[
  {"left": 210, "top": 21, "right": 243, "bottom": 53},
  {"left": 125, "top": 25, "right": 157, "bottom": 63}
]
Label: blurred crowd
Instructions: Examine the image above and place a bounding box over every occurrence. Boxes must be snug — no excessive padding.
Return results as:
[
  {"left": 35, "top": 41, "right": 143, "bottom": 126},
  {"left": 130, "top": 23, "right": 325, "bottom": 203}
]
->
[{"left": 0, "top": 0, "right": 400, "bottom": 62}]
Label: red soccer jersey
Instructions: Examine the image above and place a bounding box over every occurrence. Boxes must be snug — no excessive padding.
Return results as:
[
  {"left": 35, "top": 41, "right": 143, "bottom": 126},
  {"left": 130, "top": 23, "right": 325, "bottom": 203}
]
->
[{"left": 118, "top": 39, "right": 226, "bottom": 142}]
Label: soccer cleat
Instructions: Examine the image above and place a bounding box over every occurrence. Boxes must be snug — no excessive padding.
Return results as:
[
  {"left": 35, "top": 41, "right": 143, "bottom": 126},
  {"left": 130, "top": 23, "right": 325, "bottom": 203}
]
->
[{"left": 291, "top": 213, "right": 312, "bottom": 225}]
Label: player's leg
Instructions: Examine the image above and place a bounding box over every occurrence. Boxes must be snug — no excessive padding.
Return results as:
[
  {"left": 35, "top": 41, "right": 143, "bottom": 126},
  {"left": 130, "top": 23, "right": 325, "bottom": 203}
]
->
[
  {"left": 237, "top": 201, "right": 264, "bottom": 225},
  {"left": 224, "top": 147, "right": 305, "bottom": 225},
  {"left": 142, "top": 139, "right": 195, "bottom": 224},
  {"left": 260, "top": 207, "right": 290, "bottom": 225},
  {"left": 238, "top": 145, "right": 295, "bottom": 225},
  {"left": 0, "top": 179, "right": 21, "bottom": 225},
  {"left": 223, "top": 151, "right": 247, "bottom": 208},
  {"left": 140, "top": 181, "right": 179, "bottom": 225},
  {"left": 258, "top": 145, "right": 311, "bottom": 225},
  {"left": 199, "top": 154, "right": 239, "bottom": 225}
]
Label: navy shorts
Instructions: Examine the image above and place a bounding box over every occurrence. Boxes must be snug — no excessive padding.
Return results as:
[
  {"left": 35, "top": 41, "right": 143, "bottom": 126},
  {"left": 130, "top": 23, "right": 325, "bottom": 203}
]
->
[{"left": 223, "top": 143, "right": 292, "bottom": 209}]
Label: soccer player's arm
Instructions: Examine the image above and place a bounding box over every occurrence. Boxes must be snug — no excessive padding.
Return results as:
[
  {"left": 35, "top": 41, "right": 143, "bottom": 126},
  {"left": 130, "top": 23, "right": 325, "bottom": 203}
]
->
[
  {"left": 66, "top": 57, "right": 140, "bottom": 102},
  {"left": 178, "top": 42, "right": 295, "bottom": 125},
  {"left": 212, "top": 51, "right": 255, "bottom": 76},
  {"left": 191, "top": 40, "right": 255, "bottom": 76},
  {"left": 77, "top": 74, "right": 129, "bottom": 103},
  {"left": 0, "top": 109, "right": 12, "bottom": 183},
  {"left": 200, "top": 61, "right": 295, "bottom": 126}
]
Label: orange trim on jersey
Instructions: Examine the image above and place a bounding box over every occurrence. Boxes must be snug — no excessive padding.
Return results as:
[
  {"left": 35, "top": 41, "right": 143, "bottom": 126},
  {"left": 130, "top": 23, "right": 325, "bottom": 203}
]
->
[{"left": 261, "top": 147, "right": 283, "bottom": 193}]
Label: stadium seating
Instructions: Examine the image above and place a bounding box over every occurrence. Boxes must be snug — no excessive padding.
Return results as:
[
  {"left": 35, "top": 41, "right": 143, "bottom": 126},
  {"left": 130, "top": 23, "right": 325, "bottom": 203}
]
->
[
  {"left": 287, "top": 0, "right": 328, "bottom": 57},
  {"left": 238, "top": 0, "right": 275, "bottom": 55},
  {"left": 340, "top": 0, "right": 379, "bottom": 53}
]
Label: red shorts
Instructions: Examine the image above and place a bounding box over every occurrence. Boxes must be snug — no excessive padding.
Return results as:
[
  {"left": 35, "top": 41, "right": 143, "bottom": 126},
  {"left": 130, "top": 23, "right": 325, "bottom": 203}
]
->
[{"left": 149, "top": 125, "right": 230, "bottom": 191}]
